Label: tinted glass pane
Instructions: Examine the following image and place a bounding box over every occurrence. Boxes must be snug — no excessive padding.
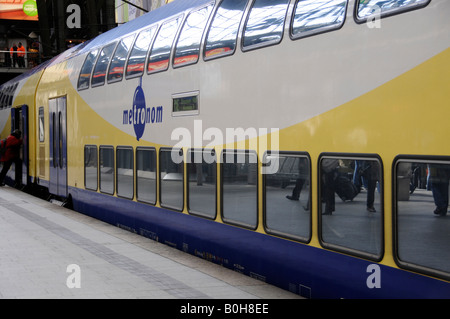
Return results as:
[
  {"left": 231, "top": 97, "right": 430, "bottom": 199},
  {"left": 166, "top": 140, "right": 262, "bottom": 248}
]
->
[
  {"left": 174, "top": 4, "right": 213, "bottom": 66},
  {"left": 78, "top": 49, "right": 98, "bottom": 90},
  {"left": 126, "top": 27, "right": 155, "bottom": 77},
  {"left": 100, "top": 146, "right": 114, "bottom": 194},
  {"left": 85, "top": 145, "right": 98, "bottom": 190},
  {"left": 148, "top": 17, "right": 181, "bottom": 73},
  {"left": 320, "top": 157, "right": 383, "bottom": 258},
  {"left": 292, "top": 0, "right": 347, "bottom": 37},
  {"left": 188, "top": 149, "right": 216, "bottom": 219},
  {"left": 243, "top": 0, "right": 289, "bottom": 48},
  {"left": 265, "top": 153, "right": 310, "bottom": 240},
  {"left": 160, "top": 149, "right": 183, "bottom": 210},
  {"left": 108, "top": 35, "right": 134, "bottom": 83},
  {"left": 117, "top": 147, "right": 134, "bottom": 199},
  {"left": 92, "top": 43, "right": 116, "bottom": 87},
  {"left": 205, "top": 0, "right": 249, "bottom": 59},
  {"left": 222, "top": 151, "right": 257, "bottom": 228},
  {"left": 137, "top": 148, "right": 157, "bottom": 204},
  {"left": 357, "top": 0, "right": 428, "bottom": 19},
  {"left": 396, "top": 160, "right": 450, "bottom": 276}
]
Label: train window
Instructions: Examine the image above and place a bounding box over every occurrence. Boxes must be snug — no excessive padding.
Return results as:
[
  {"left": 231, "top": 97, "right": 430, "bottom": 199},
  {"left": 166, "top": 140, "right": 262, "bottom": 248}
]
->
[
  {"left": 91, "top": 43, "right": 116, "bottom": 87},
  {"left": 222, "top": 150, "right": 258, "bottom": 229},
  {"left": 204, "top": 0, "right": 249, "bottom": 60},
  {"left": 264, "top": 152, "right": 311, "bottom": 242},
  {"left": 187, "top": 149, "right": 217, "bottom": 219},
  {"left": 172, "top": 91, "right": 199, "bottom": 116},
  {"left": 108, "top": 35, "right": 135, "bottom": 83},
  {"left": 136, "top": 147, "right": 157, "bottom": 205},
  {"left": 99, "top": 146, "right": 115, "bottom": 195},
  {"left": 356, "top": 0, "right": 430, "bottom": 22},
  {"left": 291, "top": 0, "right": 347, "bottom": 39},
  {"left": 39, "top": 107, "right": 44, "bottom": 142},
  {"left": 394, "top": 158, "right": 450, "bottom": 279},
  {"left": 84, "top": 145, "right": 98, "bottom": 191},
  {"left": 242, "top": 0, "right": 290, "bottom": 50},
  {"left": 78, "top": 49, "right": 99, "bottom": 90},
  {"left": 148, "top": 17, "right": 182, "bottom": 74},
  {"left": 318, "top": 155, "right": 383, "bottom": 260},
  {"left": 174, "top": 4, "right": 214, "bottom": 67},
  {"left": 160, "top": 148, "right": 184, "bottom": 211},
  {"left": 126, "top": 27, "right": 156, "bottom": 78},
  {"left": 117, "top": 147, "right": 134, "bottom": 199}
]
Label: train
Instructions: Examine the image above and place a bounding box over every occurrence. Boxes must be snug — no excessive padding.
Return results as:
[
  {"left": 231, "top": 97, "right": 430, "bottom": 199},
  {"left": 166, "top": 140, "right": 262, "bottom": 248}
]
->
[{"left": 0, "top": 0, "right": 449, "bottom": 298}]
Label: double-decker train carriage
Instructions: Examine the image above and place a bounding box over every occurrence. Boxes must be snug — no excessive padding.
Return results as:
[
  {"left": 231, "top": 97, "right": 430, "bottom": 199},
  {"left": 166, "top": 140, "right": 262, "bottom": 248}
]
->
[{"left": 0, "top": 0, "right": 449, "bottom": 298}]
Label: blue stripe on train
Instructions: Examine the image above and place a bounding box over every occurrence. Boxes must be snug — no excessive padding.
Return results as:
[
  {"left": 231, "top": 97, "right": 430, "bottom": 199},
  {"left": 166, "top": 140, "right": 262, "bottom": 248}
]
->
[{"left": 70, "top": 187, "right": 450, "bottom": 299}]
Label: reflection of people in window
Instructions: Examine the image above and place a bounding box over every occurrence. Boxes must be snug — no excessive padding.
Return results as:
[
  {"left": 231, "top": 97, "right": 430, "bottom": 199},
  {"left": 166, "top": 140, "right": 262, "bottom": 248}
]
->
[
  {"left": 321, "top": 159, "right": 338, "bottom": 215},
  {"left": 360, "top": 161, "right": 379, "bottom": 213},
  {"left": 286, "top": 158, "right": 309, "bottom": 210},
  {"left": 429, "top": 164, "right": 450, "bottom": 216}
]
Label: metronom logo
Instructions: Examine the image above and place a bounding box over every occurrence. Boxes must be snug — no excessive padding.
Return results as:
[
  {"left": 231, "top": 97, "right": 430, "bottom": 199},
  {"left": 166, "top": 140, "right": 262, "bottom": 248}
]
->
[{"left": 171, "top": 120, "right": 280, "bottom": 174}]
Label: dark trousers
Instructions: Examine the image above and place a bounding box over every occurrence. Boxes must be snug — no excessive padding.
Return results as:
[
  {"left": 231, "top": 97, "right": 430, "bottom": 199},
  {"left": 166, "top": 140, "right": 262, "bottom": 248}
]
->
[
  {"left": 0, "top": 159, "right": 20, "bottom": 184},
  {"left": 432, "top": 180, "right": 449, "bottom": 209}
]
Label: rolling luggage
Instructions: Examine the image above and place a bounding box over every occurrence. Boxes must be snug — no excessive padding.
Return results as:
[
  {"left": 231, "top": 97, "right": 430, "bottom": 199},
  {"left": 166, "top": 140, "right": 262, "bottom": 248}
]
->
[{"left": 335, "top": 173, "right": 359, "bottom": 201}]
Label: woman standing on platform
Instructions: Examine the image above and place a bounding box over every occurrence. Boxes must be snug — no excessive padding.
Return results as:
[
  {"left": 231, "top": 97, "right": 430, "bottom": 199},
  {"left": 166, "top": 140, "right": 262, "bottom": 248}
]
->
[{"left": 0, "top": 130, "right": 22, "bottom": 186}]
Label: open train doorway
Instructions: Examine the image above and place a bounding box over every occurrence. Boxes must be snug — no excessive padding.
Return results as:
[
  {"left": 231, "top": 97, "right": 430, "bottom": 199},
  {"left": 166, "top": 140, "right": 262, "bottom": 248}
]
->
[{"left": 10, "top": 105, "right": 29, "bottom": 187}]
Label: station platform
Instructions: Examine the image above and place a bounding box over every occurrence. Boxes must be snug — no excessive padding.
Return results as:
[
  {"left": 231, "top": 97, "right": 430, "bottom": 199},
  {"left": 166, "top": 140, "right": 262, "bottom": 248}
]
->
[{"left": 0, "top": 185, "right": 301, "bottom": 300}]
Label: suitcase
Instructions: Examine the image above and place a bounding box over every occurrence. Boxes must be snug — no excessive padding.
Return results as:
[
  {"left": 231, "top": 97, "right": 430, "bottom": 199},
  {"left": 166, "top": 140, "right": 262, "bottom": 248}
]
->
[{"left": 335, "top": 173, "right": 359, "bottom": 201}]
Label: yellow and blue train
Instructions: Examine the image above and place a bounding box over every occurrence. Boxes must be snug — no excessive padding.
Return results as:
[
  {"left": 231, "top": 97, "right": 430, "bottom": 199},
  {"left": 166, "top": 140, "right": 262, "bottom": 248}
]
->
[{"left": 0, "top": 0, "right": 449, "bottom": 298}]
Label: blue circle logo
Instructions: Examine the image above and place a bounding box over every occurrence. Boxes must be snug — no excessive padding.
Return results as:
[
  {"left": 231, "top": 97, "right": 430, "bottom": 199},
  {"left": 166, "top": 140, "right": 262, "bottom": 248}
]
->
[{"left": 132, "top": 81, "right": 146, "bottom": 141}]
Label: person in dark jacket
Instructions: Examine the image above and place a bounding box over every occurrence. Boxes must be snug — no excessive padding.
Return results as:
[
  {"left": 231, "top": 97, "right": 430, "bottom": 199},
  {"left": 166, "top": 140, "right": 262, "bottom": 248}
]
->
[{"left": 0, "top": 130, "right": 22, "bottom": 186}]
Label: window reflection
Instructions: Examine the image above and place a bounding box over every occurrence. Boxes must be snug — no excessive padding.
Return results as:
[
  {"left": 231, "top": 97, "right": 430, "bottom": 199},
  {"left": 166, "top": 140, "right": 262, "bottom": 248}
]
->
[
  {"left": 243, "top": 0, "right": 290, "bottom": 48},
  {"left": 265, "top": 153, "right": 311, "bottom": 241},
  {"left": 292, "top": 0, "right": 347, "bottom": 38},
  {"left": 108, "top": 35, "right": 134, "bottom": 83},
  {"left": 136, "top": 147, "right": 157, "bottom": 204},
  {"left": 148, "top": 17, "right": 181, "bottom": 73},
  {"left": 160, "top": 148, "right": 184, "bottom": 211},
  {"left": 205, "top": 0, "right": 249, "bottom": 59},
  {"left": 100, "top": 146, "right": 114, "bottom": 194},
  {"left": 396, "top": 160, "right": 450, "bottom": 276},
  {"left": 357, "top": 0, "right": 429, "bottom": 19},
  {"left": 222, "top": 150, "right": 257, "bottom": 228},
  {"left": 85, "top": 145, "right": 98, "bottom": 190},
  {"left": 78, "top": 49, "right": 98, "bottom": 90},
  {"left": 187, "top": 149, "right": 217, "bottom": 219},
  {"left": 92, "top": 43, "right": 116, "bottom": 87},
  {"left": 174, "top": 4, "right": 213, "bottom": 67},
  {"left": 117, "top": 147, "right": 134, "bottom": 199},
  {"left": 319, "top": 156, "right": 383, "bottom": 258},
  {"left": 126, "top": 27, "right": 155, "bottom": 78}
]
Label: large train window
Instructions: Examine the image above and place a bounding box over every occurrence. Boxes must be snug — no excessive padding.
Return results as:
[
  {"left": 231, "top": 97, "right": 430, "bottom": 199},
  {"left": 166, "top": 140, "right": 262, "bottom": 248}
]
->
[
  {"left": 126, "top": 27, "right": 156, "bottom": 78},
  {"left": 264, "top": 152, "right": 311, "bottom": 242},
  {"left": 78, "top": 49, "right": 99, "bottom": 90},
  {"left": 291, "top": 0, "right": 347, "bottom": 40},
  {"left": 92, "top": 43, "right": 116, "bottom": 87},
  {"left": 318, "top": 154, "right": 383, "bottom": 261},
  {"left": 84, "top": 145, "right": 98, "bottom": 191},
  {"left": 99, "top": 146, "right": 114, "bottom": 195},
  {"left": 187, "top": 149, "right": 217, "bottom": 219},
  {"left": 148, "top": 16, "right": 182, "bottom": 74},
  {"left": 108, "top": 35, "right": 135, "bottom": 83},
  {"left": 221, "top": 150, "right": 258, "bottom": 229},
  {"left": 117, "top": 146, "right": 134, "bottom": 199},
  {"left": 355, "top": 0, "right": 430, "bottom": 23},
  {"left": 174, "top": 4, "right": 213, "bottom": 67},
  {"left": 242, "top": 0, "right": 290, "bottom": 50},
  {"left": 394, "top": 157, "right": 450, "bottom": 280},
  {"left": 136, "top": 147, "right": 157, "bottom": 205},
  {"left": 204, "top": 0, "right": 249, "bottom": 60},
  {"left": 160, "top": 148, "right": 184, "bottom": 211}
]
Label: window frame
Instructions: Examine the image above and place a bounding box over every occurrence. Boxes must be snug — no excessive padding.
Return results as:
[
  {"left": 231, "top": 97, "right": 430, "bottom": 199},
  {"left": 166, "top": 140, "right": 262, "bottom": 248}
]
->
[
  {"left": 159, "top": 147, "right": 184, "bottom": 212},
  {"left": 77, "top": 49, "right": 100, "bottom": 91},
  {"left": 241, "top": 0, "right": 291, "bottom": 52},
  {"left": 99, "top": 145, "right": 115, "bottom": 195},
  {"left": 263, "top": 151, "right": 312, "bottom": 243},
  {"left": 318, "top": 152, "right": 385, "bottom": 262},
  {"left": 172, "top": 91, "right": 200, "bottom": 117},
  {"left": 353, "top": 0, "right": 431, "bottom": 24},
  {"left": 116, "top": 146, "right": 134, "bottom": 200},
  {"left": 290, "top": 0, "right": 348, "bottom": 41},
  {"left": 136, "top": 146, "right": 158, "bottom": 205},
  {"left": 91, "top": 43, "right": 118, "bottom": 88},
  {"left": 107, "top": 34, "right": 136, "bottom": 84},
  {"left": 125, "top": 26, "right": 157, "bottom": 80},
  {"left": 392, "top": 155, "right": 450, "bottom": 281},
  {"left": 84, "top": 145, "right": 98, "bottom": 191},
  {"left": 220, "top": 149, "right": 259, "bottom": 230}
]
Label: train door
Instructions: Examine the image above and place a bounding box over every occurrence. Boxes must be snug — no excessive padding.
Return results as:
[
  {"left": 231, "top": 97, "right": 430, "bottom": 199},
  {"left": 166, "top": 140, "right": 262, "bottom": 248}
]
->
[
  {"left": 49, "top": 97, "right": 68, "bottom": 198},
  {"left": 10, "top": 105, "right": 29, "bottom": 186}
]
